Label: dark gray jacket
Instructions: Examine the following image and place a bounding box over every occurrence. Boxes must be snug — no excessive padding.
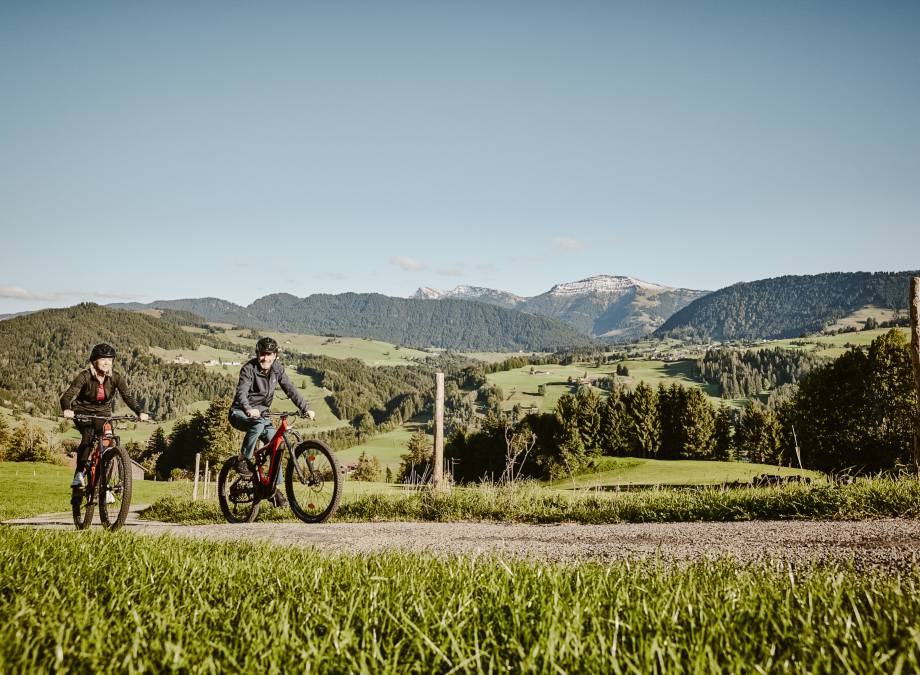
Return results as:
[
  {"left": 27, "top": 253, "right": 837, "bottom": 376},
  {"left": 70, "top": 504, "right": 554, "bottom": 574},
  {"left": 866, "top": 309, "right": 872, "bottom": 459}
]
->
[
  {"left": 60, "top": 369, "right": 145, "bottom": 417},
  {"left": 231, "top": 359, "right": 308, "bottom": 414}
]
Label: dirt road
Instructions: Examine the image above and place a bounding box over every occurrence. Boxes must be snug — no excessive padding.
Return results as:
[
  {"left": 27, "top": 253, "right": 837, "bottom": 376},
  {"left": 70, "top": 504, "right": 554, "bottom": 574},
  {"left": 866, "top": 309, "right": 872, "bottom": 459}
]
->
[{"left": 6, "top": 508, "right": 920, "bottom": 569}]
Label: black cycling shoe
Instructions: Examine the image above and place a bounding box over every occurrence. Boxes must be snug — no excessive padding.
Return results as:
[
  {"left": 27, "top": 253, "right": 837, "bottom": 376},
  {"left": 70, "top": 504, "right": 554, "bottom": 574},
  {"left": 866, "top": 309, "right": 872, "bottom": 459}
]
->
[
  {"left": 235, "top": 457, "right": 253, "bottom": 480},
  {"left": 271, "top": 489, "right": 288, "bottom": 508}
]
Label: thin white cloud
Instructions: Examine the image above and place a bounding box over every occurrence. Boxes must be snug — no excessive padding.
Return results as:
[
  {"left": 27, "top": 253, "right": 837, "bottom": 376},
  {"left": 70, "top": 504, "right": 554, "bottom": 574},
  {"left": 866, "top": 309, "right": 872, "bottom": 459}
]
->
[
  {"left": 0, "top": 285, "right": 148, "bottom": 303},
  {"left": 436, "top": 266, "right": 464, "bottom": 277},
  {"left": 390, "top": 256, "right": 426, "bottom": 272},
  {"left": 553, "top": 237, "right": 583, "bottom": 251},
  {"left": 90, "top": 291, "right": 147, "bottom": 301},
  {"left": 0, "top": 286, "right": 65, "bottom": 301}
]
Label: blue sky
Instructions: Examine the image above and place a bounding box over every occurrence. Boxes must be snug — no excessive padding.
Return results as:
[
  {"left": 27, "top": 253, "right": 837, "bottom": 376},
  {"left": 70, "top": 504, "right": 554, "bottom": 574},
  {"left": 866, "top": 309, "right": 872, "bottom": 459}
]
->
[{"left": 2, "top": 1, "right": 918, "bottom": 313}]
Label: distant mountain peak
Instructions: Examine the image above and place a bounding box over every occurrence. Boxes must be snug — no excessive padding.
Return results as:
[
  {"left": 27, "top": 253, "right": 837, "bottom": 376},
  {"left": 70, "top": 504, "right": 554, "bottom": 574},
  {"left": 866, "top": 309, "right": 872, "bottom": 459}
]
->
[
  {"left": 547, "top": 275, "right": 670, "bottom": 297},
  {"left": 411, "top": 285, "right": 524, "bottom": 306}
]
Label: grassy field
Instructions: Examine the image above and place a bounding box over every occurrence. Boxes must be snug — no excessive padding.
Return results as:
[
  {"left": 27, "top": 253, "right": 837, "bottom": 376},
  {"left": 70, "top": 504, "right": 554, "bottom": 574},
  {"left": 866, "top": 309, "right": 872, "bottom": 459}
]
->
[
  {"left": 822, "top": 305, "right": 900, "bottom": 332},
  {"left": 336, "top": 423, "right": 428, "bottom": 472},
  {"left": 558, "top": 456, "right": 822, "bottom": 488},
  {"left": 141, "top": 477, "right": 920, "bottom": 526},
  {"left": 749, "top": 327, "right": 910, "bottom": 359},
  {"left": 1, "top": 529, "right": 918, "bottom": 672},
  {"left": 217, "top": 329, "right": 430, "bottom": 366},
  {"left": 486, "top": 358, "right": 736, "bottom": 414},
  {"left": 0, "top": 462, "right": 191, "bottom": 520}
]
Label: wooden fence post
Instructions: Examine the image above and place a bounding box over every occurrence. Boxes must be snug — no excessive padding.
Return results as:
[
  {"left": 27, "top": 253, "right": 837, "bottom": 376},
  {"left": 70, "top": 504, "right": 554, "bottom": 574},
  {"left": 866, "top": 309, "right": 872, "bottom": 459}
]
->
[
  {"left": 193, "top": 453, "right": 200, "bottom": 501},
  {"left": 909, "top": 277, "right": 920, "bottom": 474},
  {"left": 432, "top": 372, "right": 445, "bottom": 489},
  {"left": 203, "top": 459, "right": 209, "bottom": 499}
]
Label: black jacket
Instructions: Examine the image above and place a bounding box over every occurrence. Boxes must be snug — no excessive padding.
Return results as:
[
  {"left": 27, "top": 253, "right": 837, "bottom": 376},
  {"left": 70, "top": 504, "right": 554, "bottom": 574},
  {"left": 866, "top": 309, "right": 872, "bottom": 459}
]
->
[
  {"left": 231, "top": 359, "right": 309, "bottom": 414},
  {"left": 60, "top": 369, "right": 145, "bottom": 416}
]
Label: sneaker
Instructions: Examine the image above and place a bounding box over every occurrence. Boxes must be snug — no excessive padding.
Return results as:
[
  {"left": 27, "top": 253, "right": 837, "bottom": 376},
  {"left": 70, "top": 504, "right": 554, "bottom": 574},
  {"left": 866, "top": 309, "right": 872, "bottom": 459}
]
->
[
  {"left": 271, "top": 489, "right": 288, "bottom": 508},
  {"left": 235, "top": 456, "right": 253, "bottom": 479},
  {"left": 105, "top": 490, "right": 116, "bottom": 504},
  {"left": 71, "top": 471, "right": 85, "bottom": 488}
]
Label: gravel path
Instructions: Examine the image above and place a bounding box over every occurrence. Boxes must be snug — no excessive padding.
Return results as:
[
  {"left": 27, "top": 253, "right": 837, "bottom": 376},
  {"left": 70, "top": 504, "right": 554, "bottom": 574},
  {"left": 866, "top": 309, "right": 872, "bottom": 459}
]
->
[{"left": 6, "top": 508, "right": 920, "bottom": 569}]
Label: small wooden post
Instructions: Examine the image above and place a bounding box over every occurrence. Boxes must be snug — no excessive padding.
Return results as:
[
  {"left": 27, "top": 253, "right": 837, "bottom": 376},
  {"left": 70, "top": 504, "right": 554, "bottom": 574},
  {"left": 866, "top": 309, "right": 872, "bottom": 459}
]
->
[
  {"left": 909, "top": 278, "right": 920, "bottom": 474},
  {"left": 203, "top": 460, "right": 209, "bottom": 499},
  {"left": 193, "top": 453, "right": 200, "bottom": 501},
  {"left": 432, "top": 372, "right": 445, "bottom": 489}
]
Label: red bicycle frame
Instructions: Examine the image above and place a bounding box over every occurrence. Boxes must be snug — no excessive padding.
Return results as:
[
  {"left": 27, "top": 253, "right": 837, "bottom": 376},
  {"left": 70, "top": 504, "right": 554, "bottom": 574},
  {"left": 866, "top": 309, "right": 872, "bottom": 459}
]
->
[{"left": 252, "top": 415, "right": 293, "bottom": 488}]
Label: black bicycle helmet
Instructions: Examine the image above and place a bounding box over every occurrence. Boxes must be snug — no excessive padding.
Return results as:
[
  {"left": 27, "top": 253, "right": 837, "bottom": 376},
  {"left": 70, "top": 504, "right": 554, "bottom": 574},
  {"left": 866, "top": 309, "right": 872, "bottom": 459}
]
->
[
  {"left": 256, "top": 337, "right": 279, "bottom": 354},
  {"left": 89, "top": 343, "right": 116, "bottom": 362}
]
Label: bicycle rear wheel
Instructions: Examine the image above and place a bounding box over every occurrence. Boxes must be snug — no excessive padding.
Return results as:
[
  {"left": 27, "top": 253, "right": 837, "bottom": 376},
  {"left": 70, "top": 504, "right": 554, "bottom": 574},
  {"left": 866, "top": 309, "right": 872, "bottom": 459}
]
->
[
  {"left": 98, "top": 447, "right": 133, "bottom": 530},
  {"left": 218, "top": 457, "right": 261, "bottom": 523},
  {"left": 286, "top": 440, "right": 342, "bottom": 523}
]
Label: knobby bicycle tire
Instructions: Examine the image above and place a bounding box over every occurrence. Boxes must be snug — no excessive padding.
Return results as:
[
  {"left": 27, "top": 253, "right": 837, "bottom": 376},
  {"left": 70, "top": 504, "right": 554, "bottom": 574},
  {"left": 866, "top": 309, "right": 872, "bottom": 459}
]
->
[
  {"left": 71, "top": 487, "right": 95, "bottom": 530},
  {"left": 98, "top": 446, "right": 133, "bottom": 530},
  {"left": 218, "top": 456, "right": 261, "bottom": 523},
  {"left": 286, "top": 440, "right": 342, "bottom": 524}
]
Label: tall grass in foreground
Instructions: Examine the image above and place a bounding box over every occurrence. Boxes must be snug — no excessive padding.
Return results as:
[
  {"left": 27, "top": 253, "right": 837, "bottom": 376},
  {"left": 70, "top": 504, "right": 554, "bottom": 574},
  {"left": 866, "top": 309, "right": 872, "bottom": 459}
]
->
[
  {"left": 0, "top": 529, "right": 917, "bottom": 673},
  {"left": 142, "top": 477, "right": 920, "bottom": 525}
]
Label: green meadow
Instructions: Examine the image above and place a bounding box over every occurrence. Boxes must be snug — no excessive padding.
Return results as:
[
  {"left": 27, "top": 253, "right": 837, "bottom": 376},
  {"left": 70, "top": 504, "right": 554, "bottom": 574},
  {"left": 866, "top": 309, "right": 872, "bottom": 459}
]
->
[
  {"left": 216, "top": 329, "right": 430, "bottom": 365},
  {"left": 487, "top": 358, "right": 734, "bottom": 414},
  {"left": 3, "top": 528, "right": 918, "bottom": 673},
  {"left": 0, "top": 462, "right": 190, "bottom": 520}
]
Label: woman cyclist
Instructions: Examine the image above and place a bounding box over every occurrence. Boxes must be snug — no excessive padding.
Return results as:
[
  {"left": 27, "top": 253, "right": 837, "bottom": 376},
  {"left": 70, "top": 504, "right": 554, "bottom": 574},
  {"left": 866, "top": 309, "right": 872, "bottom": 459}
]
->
[{"left": 60, "top": 343, "right": 149, "bottom": 488}]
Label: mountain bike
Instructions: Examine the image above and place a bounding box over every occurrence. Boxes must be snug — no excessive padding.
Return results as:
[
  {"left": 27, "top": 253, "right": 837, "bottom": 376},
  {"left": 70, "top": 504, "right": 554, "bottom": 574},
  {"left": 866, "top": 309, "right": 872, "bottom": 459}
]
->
[
  {"left": 218, "top": 412, "right": 342, "bottom": 524},
  {"left": 70, "top": 414, "right": 148, "bottom": 531}
]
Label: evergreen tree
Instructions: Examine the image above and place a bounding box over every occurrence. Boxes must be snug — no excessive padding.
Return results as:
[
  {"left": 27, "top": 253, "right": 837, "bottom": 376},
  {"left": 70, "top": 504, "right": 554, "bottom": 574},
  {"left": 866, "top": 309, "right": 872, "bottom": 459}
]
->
[
  {"left": 554, "top": 394, "right": 584, "bottom": 459},
  {"left": 352, "top": 451, "right": 382, "bottom": 482},
  {"left": 624, "top": 382, "right": 660, "bottom": 458},
  {"left": 574, "top": 387, "right": 601, "bottom": 453},
  {"left": 713, "top": 404, "right": 736, "bottom": 461},
  {"left": 736, "top": 403, "right": 782, "bottom": 465},
  {"left": 200, "top": 396, "right": 241, "bottom": 465},
  {"left": 598, "top": 388, "right": 628, "bottom": 455},
  {"left": 680, "top": 387, "right": 716, "bottom": 459},
  {"left": 397, "top": 429, "right": 433, "bottom": 482},
  {"left": 778, "top": 329, "right": 917, "bottom": 473}
]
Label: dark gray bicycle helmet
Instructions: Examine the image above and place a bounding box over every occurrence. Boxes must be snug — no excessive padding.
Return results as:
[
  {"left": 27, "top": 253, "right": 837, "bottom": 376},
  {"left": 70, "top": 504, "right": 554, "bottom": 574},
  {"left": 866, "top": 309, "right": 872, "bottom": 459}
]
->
[
  {"left": 89, "top": 343, "right": 116, "bottom": 362},
  {"left": 256, "top": 337, "right": 279, "bottom": 354}
]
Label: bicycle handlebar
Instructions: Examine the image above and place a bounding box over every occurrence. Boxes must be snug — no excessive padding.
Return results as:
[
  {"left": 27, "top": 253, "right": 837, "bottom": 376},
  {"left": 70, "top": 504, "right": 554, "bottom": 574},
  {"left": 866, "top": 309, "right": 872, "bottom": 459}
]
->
[{"left": 70, "top": 414, "right": 156, "bottom": 423}]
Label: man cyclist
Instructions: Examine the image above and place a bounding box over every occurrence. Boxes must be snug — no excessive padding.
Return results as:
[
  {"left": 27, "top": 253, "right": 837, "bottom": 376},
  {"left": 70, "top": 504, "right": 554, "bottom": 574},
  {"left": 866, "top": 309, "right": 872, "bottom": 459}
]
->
[
  {"left": 60, "top": 343, "right": 149, "bottom": 488},
  {"left": 229, "top": 336, "right": 314, "bottom": 507}
]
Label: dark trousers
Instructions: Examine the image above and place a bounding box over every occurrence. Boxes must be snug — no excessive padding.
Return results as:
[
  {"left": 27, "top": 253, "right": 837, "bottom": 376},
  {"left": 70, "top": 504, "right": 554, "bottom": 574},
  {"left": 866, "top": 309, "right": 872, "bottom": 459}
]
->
[{"left": 74, "top": 418, "right": 105, "bottom": 468}]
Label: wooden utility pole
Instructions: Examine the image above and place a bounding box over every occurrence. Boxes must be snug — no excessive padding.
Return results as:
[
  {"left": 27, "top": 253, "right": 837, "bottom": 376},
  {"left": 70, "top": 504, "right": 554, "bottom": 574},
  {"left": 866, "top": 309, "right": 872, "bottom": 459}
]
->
[
  {"left": 432, "top": 372, "right": 445, "bottom": 489},
  {"left": 193, "top": 452, "right": 201, "bottom": 501},
  {"left": 910, "top": 278, "right": 920, "bottom": 473}
]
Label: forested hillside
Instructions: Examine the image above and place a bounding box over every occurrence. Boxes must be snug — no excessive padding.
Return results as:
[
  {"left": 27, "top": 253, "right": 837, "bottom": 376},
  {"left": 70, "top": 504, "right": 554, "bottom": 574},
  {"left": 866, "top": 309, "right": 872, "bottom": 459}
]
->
[
  {"left": 694, "top": 348, "right": 829, "bottom": 398},
  {"left": 655, "top": 271, "right": 918, "bottom": 340},
  {"left": 117, "top": 294, "right": 594, "bottom": 350},
  {"left": 0, "top": 304, "right": 232, "bottom": 418}
]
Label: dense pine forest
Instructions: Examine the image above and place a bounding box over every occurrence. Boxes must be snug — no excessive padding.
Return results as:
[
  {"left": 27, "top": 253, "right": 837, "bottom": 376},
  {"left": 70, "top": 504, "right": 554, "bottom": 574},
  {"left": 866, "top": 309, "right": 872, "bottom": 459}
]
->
[
  {"left": 656, "top": 271, "right": 918, "bottom": 340},
  {"left": 694, "top": 347, "right": 829, "bottom": 398}
]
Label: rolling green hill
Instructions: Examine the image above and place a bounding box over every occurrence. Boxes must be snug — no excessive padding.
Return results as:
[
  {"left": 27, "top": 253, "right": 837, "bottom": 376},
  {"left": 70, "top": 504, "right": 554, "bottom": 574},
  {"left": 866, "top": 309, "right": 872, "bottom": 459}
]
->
[
  {"left": 655, "top": 271, "right": 917, "bottom": 341},
  {"left": 0, "top": 304, "right": 232, "bottom": 419},
  {"left": 114, "top": 293, "right": 595, "bottom": 351}
]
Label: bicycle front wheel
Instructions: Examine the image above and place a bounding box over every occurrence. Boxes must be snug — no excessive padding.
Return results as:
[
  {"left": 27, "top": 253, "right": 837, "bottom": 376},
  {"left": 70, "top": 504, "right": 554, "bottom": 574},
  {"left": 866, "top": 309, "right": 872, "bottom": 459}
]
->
[
  {"left": 286, "top": 440, "right": 342, "bottom": 523},
  {"left": 98, "top": 447, "right": 133, "bottom": 530},
  {"left": 218, "top": 457, "right": 261, "bottom": 523}
]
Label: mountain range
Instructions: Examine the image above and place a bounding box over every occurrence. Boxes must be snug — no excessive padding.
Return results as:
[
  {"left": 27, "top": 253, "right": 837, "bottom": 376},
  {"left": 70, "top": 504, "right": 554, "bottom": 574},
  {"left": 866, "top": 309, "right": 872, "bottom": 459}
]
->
[
  {"left": 413, "top": 275, "right": 708, "bottom": 340},
  {"left": 41, "top": 269, "right": 920, "bottom": 349},
  {"left": 111, "top": 293, "right": 593, "bottom": 352}
]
